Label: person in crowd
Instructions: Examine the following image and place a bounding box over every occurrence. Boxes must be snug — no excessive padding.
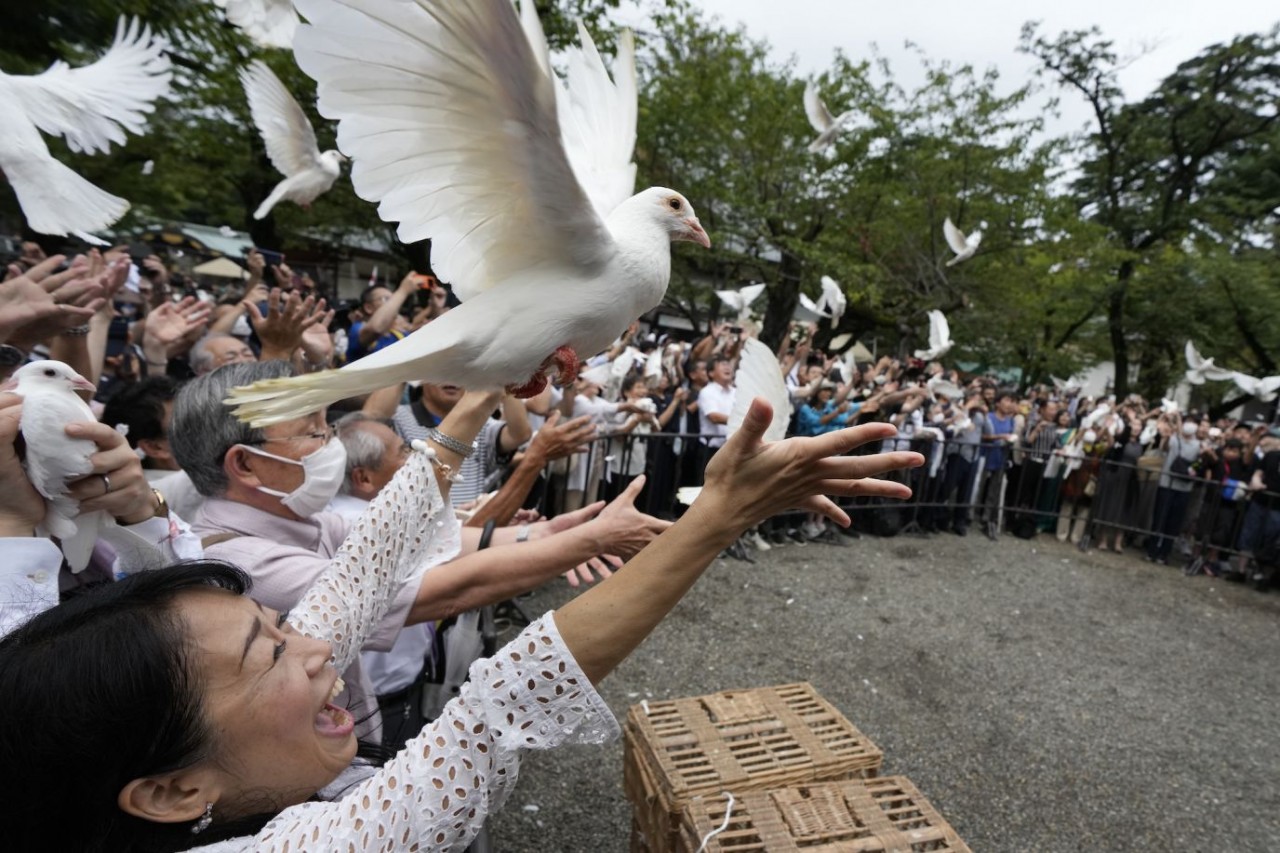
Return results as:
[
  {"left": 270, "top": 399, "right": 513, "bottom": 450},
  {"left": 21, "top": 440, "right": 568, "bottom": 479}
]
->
[
  {"left": 606, "top": 375, "right": 661, "bottom": 499},
  {"left": 1091, "top": 407, "right": 1146, "bottom": 552},
  {"left": 696, "top": 355, "right": 736, "bottom": 469},
  {"left": 0, "top": 387, "right": 922, "bottom": 850},
  {"left": 1057, "top": 427, "right": 1108, "bottom": 544},
  {"left": 931, "top": 391, "right": 985, "bottom": 536},
  {"left": 346, "top": 273, "right": 420, "bottom": 362},
  {"left": 978, "top": 391, "right": 1019, "bottom": 540},
  {"left": 1236, "top": 429, "right": 1280, "bottom": 585},
  {"left": 795, "top": 380, "right": 859, "bottom": 437},
  {"left": 100, "top": 375, "right": 183, "bottom": 482},
  {"left": 1146, "top": 415, "right": 1201, "bottom": 564}
]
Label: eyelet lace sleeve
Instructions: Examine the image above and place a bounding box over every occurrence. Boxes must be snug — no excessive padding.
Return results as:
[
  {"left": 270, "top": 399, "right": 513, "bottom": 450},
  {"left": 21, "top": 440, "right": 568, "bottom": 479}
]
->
[
  {"left": 194, "top": 612, "right": 619, "bottom": 852},
  {"left": 287, "top": 448, "right": 459, "bottom": 669}
]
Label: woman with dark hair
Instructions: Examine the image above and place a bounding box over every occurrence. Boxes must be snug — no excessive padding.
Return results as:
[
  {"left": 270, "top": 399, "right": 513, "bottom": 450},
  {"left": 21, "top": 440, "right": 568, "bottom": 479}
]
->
[{"left": 0, "top": 397, "right": 922, "bottom": 851}]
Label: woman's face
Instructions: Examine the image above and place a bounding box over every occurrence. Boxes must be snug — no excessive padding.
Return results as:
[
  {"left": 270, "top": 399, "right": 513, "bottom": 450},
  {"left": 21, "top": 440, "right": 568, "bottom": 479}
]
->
[
  {"left": 1055, "top": 411, "right": 1070, "bottom": 427},
  {"left": 180, "top": 591, "right": 355, "bottom": 814}
]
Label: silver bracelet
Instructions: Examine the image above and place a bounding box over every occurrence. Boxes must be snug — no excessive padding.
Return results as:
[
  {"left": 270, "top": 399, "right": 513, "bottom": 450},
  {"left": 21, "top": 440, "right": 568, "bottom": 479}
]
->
[
  {"left": 60, "top": 324, "right": 91, "bottom": 336},
  {"left": 428, "top": 428, "right": 475, "bottom": 459}
]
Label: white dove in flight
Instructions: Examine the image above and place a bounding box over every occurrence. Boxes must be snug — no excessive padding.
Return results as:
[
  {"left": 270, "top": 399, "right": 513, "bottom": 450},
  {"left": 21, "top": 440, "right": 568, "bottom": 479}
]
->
[
  {"left": 942, "top": 217, "right": 982, "bottom": 266},
  {"left": 211, "top": 0, "right": 300, "bottom": 49},
  {"left": 240, "top": 60, "right": 346, "bottom": 220},
  {"left": 0, "top": 17, "right": 171, "bottom": 244},
  {"left": 715, "top": 283, "right": 767, "bottom": 322},
  {"left": 1183, "top": 340, "right": 1234, "bottom": 385},
  {"left": 227, "top": 0, "right": 708, "bottom": 426},
  {"left": 677, "top": 338, "right": 791, "bottom": 505},
  {"left": 5, "top": 361, "right": 113, "bottom": 571},
  {"left": 803, "top": 81, "right": 862, "bottom": 155},
  {"left": 817, "top": 275, "right": 847, "bottom": 328},
  {"left": 913, "top": 310, "right": 954, "bottom": 361},
  {"left": 1229, "top": 371, "right": 1280, "bottom": 403},
  {"left": 927, "top": 374, "right": 965, "bottom": 401}
]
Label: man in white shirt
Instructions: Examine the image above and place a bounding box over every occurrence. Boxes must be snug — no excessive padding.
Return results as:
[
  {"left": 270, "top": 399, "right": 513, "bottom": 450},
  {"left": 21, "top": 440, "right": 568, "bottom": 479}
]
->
[{"left": 697, "top": 356, "right": 736, "bottom": 450}]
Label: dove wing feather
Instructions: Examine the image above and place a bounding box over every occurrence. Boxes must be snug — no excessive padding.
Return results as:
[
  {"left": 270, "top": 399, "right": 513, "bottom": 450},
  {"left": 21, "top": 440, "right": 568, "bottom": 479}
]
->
[
  {"left": 240, "top": 60, "right": 324, "bottom": 178},
  {"left": 4, "top": 17, "right": 171, "bottom": 156},
  {"left": 942, "top": 218, "right": 970, "bottom": 256},
  {"left": 728, "top": 339, "right": 792, "bottom": 443},
  {"left": 803, "top": 81, "right": 833, "bottom": 133},
  {"left": 213, "top": 0, "right": 301, "bottom": 49},
  {"left": 292, "top": 0, "right": 616, "bottom": 302},
  {"left": 928, "top": 310, "right": 949, "bottom": 352},
  {"left": 557, "top": 23, "right": 638, "bottom": 218}
]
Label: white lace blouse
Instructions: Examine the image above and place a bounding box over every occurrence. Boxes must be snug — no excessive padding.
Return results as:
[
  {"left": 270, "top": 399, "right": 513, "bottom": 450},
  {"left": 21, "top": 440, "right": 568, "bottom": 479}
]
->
[{"left": 195, "top": 448, "right": 619, "bottom": 851}]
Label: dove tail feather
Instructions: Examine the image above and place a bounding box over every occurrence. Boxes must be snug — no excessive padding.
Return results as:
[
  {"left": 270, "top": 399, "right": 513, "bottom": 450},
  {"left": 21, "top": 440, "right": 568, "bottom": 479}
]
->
[
  {"left": 60, "top": 516, "right": 106, "bottom": 573},
  {"left": 225, "top": 367, "right": 397, "bottom": 427},
  {"left": 254, "top": 184, "right": 288, "bottom": 220}
]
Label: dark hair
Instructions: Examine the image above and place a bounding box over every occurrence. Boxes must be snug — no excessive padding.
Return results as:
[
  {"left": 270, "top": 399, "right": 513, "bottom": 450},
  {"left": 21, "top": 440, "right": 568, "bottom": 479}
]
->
[
  {"left": 0, "top": 562, "right": 252, "bottom": 851},
  {"left": 621, "top": 375, "right": 645, "bottom": 395},
  {"left": 101, "top": 376, "right": 180, "bottom": 457},
  {"left": 996, "top": 390, "right": 1017, "bottom": 404},
  {"left": 708, "top": 356, "right": 732, "bottom": 373},
  {"left": 358, "top": 284, "right": 390, "bottom": 308}
]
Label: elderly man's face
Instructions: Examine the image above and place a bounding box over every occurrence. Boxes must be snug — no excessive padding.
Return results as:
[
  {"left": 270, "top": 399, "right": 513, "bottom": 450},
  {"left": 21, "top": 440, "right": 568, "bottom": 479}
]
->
[
  {"left": 354, "top": 422, "right": 408, "bottom": 499},
  {"left": 241, "top": 411, "right": 332, "bottom": 499},
  {"left": 204, "top": 337, "right": 256, "bottom": 372}
]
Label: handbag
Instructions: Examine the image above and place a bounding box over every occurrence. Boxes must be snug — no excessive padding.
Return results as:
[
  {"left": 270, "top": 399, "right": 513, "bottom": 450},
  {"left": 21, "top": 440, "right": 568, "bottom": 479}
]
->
[{"left": 1083, "top": 476, "right": 1098, "bottom": 498}]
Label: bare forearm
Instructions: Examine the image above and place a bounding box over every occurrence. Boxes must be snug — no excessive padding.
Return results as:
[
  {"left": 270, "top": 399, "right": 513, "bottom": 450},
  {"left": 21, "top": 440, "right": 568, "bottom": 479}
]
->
[
  {"left": 49, "top": 334, "right": 96, "bottom": 393},
  {"left": 363, "top": 383, "right": 405, "bottom": 419},
  {"left": 407, "top": 525, "right": 604, "bottom": 623},
  {"left": 362, "top": 290, "right": 411, "bottom": 341},
  {"left": 465, "top": 451, "right": 545, "bottom": 529},
  {"left": 554, "top": 502, "right": 735, "bottom": 684}
]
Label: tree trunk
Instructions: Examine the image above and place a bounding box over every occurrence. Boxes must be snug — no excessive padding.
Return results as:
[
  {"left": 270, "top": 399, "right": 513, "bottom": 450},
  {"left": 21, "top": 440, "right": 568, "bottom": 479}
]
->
[{"left": 1108, "top": 262, "right": 1133, "bottom": 398}]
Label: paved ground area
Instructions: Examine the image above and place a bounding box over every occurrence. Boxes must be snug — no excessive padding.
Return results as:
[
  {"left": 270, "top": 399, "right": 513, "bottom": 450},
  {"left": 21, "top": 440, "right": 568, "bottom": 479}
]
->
[{"left": 489, "top": 530, "right": 1280, "bottom": 852}]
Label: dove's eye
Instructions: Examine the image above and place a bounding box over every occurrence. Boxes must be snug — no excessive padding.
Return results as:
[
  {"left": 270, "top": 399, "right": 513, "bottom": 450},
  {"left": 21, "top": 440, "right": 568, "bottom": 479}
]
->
[
  {"left": 43, "top": 369, "right": 56, "bottom": 377},
  {"left": 668, "top": 198, "right": 682, "bottom": 211}
]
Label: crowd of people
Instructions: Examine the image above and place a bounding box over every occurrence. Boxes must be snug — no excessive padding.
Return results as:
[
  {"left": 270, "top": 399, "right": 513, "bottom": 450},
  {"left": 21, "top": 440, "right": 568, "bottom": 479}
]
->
[{"left": 0, "top": 234, "right": 1274, "bottom": 849}]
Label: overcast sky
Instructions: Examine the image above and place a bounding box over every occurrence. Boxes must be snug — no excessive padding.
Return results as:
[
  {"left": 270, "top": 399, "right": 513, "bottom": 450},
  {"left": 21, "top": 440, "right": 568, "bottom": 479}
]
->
[{"left": 663, "top": 0, "right": 1279, "bottom": 137}]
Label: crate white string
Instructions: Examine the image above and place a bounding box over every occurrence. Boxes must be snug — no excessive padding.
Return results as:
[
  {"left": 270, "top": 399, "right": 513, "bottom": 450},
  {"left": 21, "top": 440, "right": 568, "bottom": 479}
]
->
[{"left": 695, "top": 791, "right": 735, "bottom": 853}]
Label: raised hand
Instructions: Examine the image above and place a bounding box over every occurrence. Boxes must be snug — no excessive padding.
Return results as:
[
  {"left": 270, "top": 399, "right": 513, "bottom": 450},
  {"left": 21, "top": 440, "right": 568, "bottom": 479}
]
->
[
  {"left": 0, "top": 256, "right": 104, "bottom": 348},
  {"left": 143, "top": 296, "right": 212, "bottom": 359},
  {"left": 248, "top": 287, "right": 328, "bottom": 360},
  {"left": 527, "top": 411, "right": 595, "bottom": 462}
]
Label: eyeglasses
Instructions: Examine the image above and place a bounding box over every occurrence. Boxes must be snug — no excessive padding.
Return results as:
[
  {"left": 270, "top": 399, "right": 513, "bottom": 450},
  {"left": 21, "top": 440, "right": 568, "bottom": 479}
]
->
[{"left": 243, "top": 426, "right": 335, "bottom": 446}]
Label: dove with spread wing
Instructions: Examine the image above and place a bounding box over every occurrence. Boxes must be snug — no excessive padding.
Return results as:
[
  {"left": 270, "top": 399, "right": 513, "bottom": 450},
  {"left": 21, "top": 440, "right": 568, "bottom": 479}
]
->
[
  {"left": 715, "top": 283, "right": 767, "bottom": 323},
  {"left": 677, "top": 339, "right": 791, "bottom": 505},
  {"left": 817, "top": 275, "right": 847, "bottom": 328},
  {"left": 942, "top": 217, "right": 982, "bottom": 267},
  {"left": 803, "top": 81, "right": 862, "bottom": 155},
  {"left": 5, "top": 361, "right": 113, "bottom": 571},
  {"left": 1229, "top": 371, "right": 1280, "bottom": 403},
  {"left": 0, "top": 18, "right": 171, "bottom": 244},
  {"left": 1183, "top": 341, "right": 1234, "bottom": 385},
  {"left": 240, "top": 60, "right": 346, "bottom": 220},
  {"left": 913, "top": 310, "right": 954, "bottom": 361},
  {"left": 212, "top": 0, "right": 300, "bottom": 49},
  {"left": 227, "top": 0, "right": 708, "bottom": 426}
]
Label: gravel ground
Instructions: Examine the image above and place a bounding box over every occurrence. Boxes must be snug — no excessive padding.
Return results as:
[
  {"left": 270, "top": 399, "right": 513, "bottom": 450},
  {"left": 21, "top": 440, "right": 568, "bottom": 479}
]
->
[{"left": 489, "top": 530, "right": 1280, "bottom": 852}]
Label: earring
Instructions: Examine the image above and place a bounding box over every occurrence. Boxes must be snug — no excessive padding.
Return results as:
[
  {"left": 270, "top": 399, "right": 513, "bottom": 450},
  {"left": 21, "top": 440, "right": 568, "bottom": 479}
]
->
[{"left": 191, "top": 802, "right": 214, "bottom": 834}]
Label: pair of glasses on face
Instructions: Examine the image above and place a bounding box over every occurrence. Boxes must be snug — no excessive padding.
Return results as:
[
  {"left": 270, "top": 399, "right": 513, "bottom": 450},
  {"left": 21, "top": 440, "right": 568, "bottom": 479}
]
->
[{"left": 243, "top": 425, "right": 335, "bottom": 447}]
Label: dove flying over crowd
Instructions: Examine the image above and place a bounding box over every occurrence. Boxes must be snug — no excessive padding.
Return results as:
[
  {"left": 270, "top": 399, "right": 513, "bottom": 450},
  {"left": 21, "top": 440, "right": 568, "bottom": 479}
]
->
[
  {"left": 1183, "top": 341, "right": 1234, "bottom": 385},
  {"left": 803, "top": 81, "right": 862, "bottom": 155},
  {"left": 227, "top": 0, "right": 708, "bottom": 426},
  {"left": 240, "top": 60, "right": 346, "bottom": 220},
  {"left": 1229, "top": 371, "right": 1280, "bottom": 403},
  {"left": 913, "top": 310, "right": 954, "bottom": 361},
  {"left": 715, "top": 283, "right": 767, "bottom": 323},
  {"left": 0, "top": 17, "right": 171, "bottom": 243},
  {"left": 942, "top": 217, "right": 982, "bottom": 266}
]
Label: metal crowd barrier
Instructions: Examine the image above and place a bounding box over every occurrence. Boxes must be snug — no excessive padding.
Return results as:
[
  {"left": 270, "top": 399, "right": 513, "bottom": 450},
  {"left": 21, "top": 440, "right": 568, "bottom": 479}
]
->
[{"left": 530, "top": 430, "right": 1280, "bottom": 579}]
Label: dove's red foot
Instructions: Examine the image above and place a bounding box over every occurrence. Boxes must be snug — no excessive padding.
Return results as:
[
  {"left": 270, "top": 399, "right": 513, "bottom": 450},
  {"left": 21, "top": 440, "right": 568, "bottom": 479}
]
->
[
  {"left": 550, "top": 346, "right": 580, "bottom": 386},
  {"left": 506, "top": 371, "right": 549, "bottom": 399}
]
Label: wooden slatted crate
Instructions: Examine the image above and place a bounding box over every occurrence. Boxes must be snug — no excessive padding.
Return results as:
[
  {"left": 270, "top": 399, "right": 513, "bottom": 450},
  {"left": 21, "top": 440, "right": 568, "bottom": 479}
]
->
[
  {"left": 624, "top": 683, "right": 882, "bottom": 852},
  {"left": 679, "top": 776, "right": 971, "bottom": 852}
]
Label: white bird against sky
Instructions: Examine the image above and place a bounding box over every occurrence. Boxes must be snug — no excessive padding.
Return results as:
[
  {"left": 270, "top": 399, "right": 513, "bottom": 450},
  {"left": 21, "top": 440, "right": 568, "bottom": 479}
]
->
[
  {"left": 817, "top": 275, "right": 847, "bottom": 328},
  {"left": 677, "top": 338, "right": 791, "bottom": 505},
  {"left": 228, "top": 0, "right": 708, "bottom": 426},
  {"left": 211, "top": 0, "right": 300, "bottom": 49},
  {"left": 803, "top": 81, "right": 862, "bottom": 155},
  {"left": 0, "top": 17, "right": 171, "bottom": 244},
  {"left": 942, "top": 217, "right": 982, "bottom": 267},
  {"left": 715, "top": 282, "right": 767, "bottom": 322},
  {"left": 913, "top": 310, "right": 954, "bottom": 361},
  {"left": 1229, "top": 371, "right": 1280, "bottom": 403},
  {"left": 4, "top": 361, "right": 111, "bottom": 572},
  {"left": 1183, "top": 340, "right": 1234, "bottom": 385},
  {"left": 239, "top": 60, "right": 346, "bottom": 220}
]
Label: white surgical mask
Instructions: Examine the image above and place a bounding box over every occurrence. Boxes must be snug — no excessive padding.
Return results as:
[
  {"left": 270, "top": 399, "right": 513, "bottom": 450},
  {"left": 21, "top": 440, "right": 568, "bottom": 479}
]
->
[
  {"left": 240, "top": 438, "right": 348, "bottom": 517},
  {"left": 1181, "top": 422, "right": 1197, "bottom": 437}
]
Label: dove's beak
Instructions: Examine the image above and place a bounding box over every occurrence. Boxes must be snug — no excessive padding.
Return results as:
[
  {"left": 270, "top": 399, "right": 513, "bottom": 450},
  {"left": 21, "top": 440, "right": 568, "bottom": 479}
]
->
[
  {"left": 679, "top": 217, "right": 711, "bottom": 249},
  {"left": 73, "top": 376, "right": 96, "bottom": 393}
]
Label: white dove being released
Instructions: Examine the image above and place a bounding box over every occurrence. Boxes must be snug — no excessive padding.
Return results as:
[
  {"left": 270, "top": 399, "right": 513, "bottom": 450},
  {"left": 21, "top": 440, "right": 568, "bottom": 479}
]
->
[
  {"left": 715, "top": 283, "right": 767, "bottom": 323},
  {"left": 913, "top": 310, "right": 954, "bottom": 361},
  {"left": 240, "top": 60, "right": 346, "bottom": 220},
  {"left": 1183, "top": 340, "right": 1234, "bottom": 385},
  {"left": 0, "top": 17, "right": 171, "bottom": 243},
  {"left": 227, "top": 0, "right": 709, "bottom": 426},
  {"left": 6, "top": 361, "right": 112, "bottom": 572},
  {"left": 942, "top": 217, "right": 982, "bottom": 267},
  {"left": 803, "top": 81, "right": 862, "bottom": 155},
  {"left": 793, "top": 279, "right": 845, "bottom": 326},
  {"left": 1229, "top": 371, "right": 1280, "bottom": 403},
  {"left": 212, "top": 0, "right": 301, "bottom": 50},
  {"left": 677, "top": 339, "right": 791, "bottom": 506}
]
